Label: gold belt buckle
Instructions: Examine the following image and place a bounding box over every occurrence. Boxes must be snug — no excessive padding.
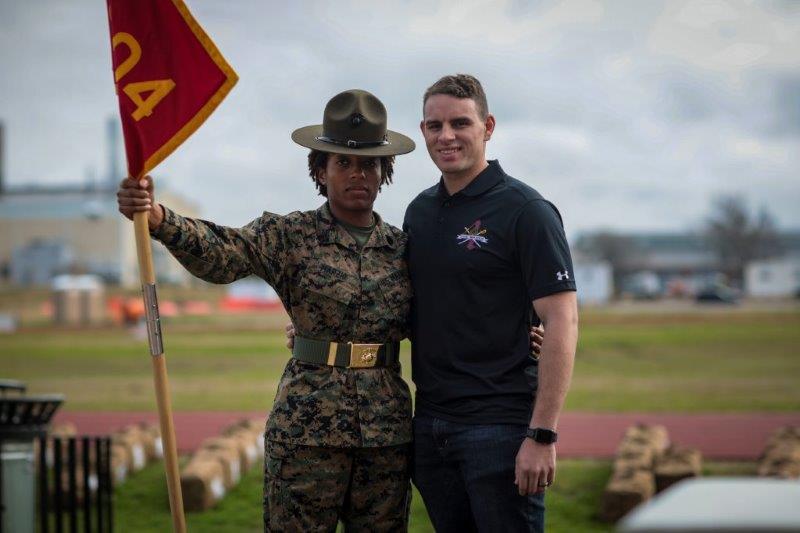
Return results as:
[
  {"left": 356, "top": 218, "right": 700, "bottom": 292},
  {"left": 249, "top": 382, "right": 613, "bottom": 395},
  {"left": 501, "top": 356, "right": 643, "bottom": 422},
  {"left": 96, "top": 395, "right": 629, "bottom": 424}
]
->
[{"left": 348, "top": 343, "right": 381, "bottom": 368}]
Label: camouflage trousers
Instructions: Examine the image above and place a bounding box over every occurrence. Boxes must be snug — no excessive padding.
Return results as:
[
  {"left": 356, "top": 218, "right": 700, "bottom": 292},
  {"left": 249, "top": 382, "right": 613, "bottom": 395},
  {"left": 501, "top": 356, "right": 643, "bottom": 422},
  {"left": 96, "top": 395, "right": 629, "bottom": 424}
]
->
[{"left": 263, "top": 440, "right": 411, "bottom": 532}]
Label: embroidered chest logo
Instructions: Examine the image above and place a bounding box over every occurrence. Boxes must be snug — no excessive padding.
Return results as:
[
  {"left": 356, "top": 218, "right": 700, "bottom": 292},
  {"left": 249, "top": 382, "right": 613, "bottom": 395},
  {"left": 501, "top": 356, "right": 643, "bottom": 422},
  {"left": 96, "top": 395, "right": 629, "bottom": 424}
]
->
[{"left": 456, "top": 220, "right": 489, "bottom": 250}]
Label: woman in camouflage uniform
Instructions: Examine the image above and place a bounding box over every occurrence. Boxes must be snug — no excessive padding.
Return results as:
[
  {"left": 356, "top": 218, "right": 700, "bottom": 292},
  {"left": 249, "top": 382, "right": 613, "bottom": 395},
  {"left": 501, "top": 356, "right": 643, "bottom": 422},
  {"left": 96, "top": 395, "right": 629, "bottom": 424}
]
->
[{"left": 117, "top": 89, "right": 417, "bottom": 531}]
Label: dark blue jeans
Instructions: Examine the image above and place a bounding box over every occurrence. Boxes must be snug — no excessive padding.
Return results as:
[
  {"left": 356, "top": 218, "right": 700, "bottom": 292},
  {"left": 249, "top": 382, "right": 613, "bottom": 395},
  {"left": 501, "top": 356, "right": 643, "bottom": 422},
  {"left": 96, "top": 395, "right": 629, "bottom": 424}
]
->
[{"left": 412, "top": 415, "right": 545, "bottom": 533}]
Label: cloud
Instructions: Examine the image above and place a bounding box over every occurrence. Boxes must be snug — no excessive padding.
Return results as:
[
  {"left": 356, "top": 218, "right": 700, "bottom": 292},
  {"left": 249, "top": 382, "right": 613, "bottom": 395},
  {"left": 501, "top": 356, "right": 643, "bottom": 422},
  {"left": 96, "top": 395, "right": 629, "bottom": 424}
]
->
[{"left": 1, "top": 0, "right": 798, "bottom": 235}]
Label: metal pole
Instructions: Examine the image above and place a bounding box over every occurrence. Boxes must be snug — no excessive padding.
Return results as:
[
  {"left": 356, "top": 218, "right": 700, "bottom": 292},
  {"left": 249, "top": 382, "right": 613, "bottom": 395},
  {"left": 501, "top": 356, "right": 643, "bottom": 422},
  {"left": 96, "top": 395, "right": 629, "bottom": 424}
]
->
[
  {"left": 81, "top": 437, "right": 90, "bottom": 533},
  {"left": 103, "top": 438, "right": 113, "bottom": 533},
  {"left": 94, "top": 439, "right": 102, "bottom": 533},
  {"left": 68, "top": 438, "right": 77, "bottom": 533},
  {"left": 132, "top": 210, "right": 186, "bottom": 532},
  {"left": 54, "top": 437, "right": 63, "bottom": 533},
  {"left": 39, "top": 435, "right": 49, "bottom": 533},
  {"left": 0, "top": 437, "right": 4, "bottom": 533}
]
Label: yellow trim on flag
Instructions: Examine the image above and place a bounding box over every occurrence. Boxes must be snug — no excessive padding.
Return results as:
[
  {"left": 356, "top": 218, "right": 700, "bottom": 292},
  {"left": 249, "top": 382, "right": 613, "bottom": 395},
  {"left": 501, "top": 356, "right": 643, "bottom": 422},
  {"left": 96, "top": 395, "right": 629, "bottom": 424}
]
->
[{"left": 139, "top": 0, "right": 239, "bottom": 178}]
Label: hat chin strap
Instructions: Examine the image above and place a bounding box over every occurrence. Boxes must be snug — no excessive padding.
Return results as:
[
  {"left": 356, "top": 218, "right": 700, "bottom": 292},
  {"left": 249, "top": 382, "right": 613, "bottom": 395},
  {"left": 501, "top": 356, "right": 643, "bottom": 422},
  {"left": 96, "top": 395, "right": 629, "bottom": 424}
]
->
[{"left": 315, "top": 135, "right": 389, "bottom": 149}]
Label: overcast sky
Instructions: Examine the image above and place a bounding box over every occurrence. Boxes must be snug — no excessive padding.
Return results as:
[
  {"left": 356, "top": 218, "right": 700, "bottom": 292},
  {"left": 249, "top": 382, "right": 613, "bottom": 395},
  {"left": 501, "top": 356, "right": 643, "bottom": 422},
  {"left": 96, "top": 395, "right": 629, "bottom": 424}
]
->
[{"left": 1, "top": 0, "right": 798, "bottom": 237}]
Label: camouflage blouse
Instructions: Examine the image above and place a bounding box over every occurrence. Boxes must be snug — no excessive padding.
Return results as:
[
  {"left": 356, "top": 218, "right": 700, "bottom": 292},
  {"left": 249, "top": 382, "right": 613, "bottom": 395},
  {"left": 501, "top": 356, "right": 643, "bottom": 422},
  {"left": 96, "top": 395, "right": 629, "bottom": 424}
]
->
[{"left": 152, "top": 202, "right": 412, "bottom": 448}]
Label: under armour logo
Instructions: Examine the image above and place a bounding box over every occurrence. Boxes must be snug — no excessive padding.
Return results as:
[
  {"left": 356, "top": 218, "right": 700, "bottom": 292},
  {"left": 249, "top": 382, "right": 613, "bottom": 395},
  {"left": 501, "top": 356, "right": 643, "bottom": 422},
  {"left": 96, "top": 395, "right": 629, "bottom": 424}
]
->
[{"left": 556, "top": 270, "right": 570, "bottom": 281}]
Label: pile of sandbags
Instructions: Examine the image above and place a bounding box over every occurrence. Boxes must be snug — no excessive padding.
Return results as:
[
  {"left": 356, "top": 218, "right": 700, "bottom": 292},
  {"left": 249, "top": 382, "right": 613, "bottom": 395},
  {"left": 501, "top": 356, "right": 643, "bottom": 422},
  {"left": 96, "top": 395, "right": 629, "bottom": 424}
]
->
[
  {"left": 600, "top": 424, "right": 669, "bottom": 523},
  {"left": 758, "top": 426, "right": 800, "bottom": 478},
  {"left": 600, "top": 424, "right": 704, "bottom": 523},
  {"left": 110, "top": 422, "right": 163, "bottom": 484},
  {"left": 180, "top": 418, "right": 264, "bottom": 512}
]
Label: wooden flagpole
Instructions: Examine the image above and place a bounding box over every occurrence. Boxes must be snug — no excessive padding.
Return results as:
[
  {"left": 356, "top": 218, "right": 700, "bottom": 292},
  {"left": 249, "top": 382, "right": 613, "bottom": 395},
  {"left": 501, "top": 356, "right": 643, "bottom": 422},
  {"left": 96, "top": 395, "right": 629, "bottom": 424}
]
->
[
  {"left": 133, "top": 210, "right": 186, "bottom": 532},
  {"left": 107, "top": 2, "right": 238, "bottom": 527}
]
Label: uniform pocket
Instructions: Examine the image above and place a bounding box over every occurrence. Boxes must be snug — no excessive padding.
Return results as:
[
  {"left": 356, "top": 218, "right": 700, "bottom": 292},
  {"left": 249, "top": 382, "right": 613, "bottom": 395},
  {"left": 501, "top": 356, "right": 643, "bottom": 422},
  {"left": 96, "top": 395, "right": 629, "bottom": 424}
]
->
[
  {"left": 378, "top": 270, "right": 412, "bottom": 314},
  {"left": 297, "top": 263, "right": 359, "bottom": 305},
  {"left": 264, "top": 440, "right": 295, "bottom": 479}
]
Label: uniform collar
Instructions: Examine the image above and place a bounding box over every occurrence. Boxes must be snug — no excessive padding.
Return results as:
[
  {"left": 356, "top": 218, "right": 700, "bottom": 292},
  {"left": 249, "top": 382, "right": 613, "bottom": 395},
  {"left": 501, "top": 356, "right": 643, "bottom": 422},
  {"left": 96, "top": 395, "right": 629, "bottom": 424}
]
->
[
  {"left": 316, "top": 202, "right": 397, "bottom": 250},
  {"left": 436, "top": 160, "right": 505, "bottom": 199}
]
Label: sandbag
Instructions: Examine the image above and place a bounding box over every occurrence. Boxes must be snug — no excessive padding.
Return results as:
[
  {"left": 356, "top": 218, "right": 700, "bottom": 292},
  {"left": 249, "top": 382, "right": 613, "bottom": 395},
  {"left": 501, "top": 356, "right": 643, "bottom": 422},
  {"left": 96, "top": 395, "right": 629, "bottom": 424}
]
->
[
  {"left": 110, "top": 443, "right": 129, "bottom": 484},
  {"left": 124, "top": 422, "right": 163, "bottom": 461},
  {"left": 223, "top": 418, "right": 265, "bottom": 454},
  {"left": 600, "top": 468, "right": 655, "bottom": 523},
  {"left": 654, "top": 446, "right": 702, "bottom": 492},
  {"left": 614, "top": 442, "right": 655, "bottom": 472},
  {"left": 621, "top": 424, "right": 669, "bottom": 458},
  {"left": 111, "top": 432, "right": 146, "bottom": 472},
  {"left": 209, "top": 432, "right": 258, "bottom": 471},
  {"left": 192, "top": 447, "right": 241, "bottom": 489},
  {"left": 758, "top": 441, "right": 800, "bottom": 478},
  {"left": 181, "top": 457, "right": 226, "bottom": 512}
]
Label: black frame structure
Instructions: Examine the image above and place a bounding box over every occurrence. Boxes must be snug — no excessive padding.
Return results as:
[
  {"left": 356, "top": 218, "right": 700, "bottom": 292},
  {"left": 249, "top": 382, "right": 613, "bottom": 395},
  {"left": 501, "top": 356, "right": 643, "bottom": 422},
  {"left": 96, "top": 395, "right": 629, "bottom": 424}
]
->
[
  {"left": 0, "top": 382, "right": 63, "bottom": 533},
  {"left": 42, "top": 435, "right": 113, "bottom": 533}
]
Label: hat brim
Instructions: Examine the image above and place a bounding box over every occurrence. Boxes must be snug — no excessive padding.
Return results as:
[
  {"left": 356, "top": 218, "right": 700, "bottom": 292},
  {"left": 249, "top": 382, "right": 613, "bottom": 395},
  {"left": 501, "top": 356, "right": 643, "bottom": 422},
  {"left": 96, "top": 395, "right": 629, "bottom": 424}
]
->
[{"left": 291, "top": 125, "right": 416, "bottom": 157}]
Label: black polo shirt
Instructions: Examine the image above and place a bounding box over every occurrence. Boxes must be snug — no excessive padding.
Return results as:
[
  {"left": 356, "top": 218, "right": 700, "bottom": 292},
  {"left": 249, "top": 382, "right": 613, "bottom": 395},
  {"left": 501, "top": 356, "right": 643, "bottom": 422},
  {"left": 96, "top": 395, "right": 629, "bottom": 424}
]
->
[{"left": 403, "top": 160, "right": 576, "bottom": 425}]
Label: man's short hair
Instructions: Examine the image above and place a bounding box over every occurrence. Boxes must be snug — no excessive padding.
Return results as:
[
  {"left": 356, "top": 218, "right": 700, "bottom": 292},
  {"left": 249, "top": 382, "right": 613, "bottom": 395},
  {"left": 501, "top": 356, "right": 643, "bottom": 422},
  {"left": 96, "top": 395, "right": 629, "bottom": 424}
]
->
[
  {"left": 423, "top": 74, "right": 489, "bottom": 119},
  {"left": 307, "top": 150, "right": 395, "bottom": 197}
]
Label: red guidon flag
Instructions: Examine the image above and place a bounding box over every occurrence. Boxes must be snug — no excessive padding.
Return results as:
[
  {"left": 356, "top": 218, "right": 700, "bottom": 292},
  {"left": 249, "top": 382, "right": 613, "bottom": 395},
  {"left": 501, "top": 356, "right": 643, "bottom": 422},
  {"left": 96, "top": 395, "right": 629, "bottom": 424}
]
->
[{"left": 106, "top": 0, "right": 238, "bottom": 178}]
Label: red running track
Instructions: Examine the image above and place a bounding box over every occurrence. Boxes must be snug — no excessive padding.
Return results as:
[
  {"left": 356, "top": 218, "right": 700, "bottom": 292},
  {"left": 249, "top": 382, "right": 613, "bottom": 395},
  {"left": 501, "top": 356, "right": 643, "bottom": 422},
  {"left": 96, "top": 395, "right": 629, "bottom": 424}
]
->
[{"left": 53, "top": 411, "right": 800, "bottom": 460}]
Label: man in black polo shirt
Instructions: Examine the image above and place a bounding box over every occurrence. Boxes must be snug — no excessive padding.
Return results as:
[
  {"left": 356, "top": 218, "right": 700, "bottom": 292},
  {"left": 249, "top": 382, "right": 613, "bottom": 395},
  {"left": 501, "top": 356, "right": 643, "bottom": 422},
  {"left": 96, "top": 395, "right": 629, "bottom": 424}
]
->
[{"left": 404, "top": 74, "right": 578, "bottom": 532}]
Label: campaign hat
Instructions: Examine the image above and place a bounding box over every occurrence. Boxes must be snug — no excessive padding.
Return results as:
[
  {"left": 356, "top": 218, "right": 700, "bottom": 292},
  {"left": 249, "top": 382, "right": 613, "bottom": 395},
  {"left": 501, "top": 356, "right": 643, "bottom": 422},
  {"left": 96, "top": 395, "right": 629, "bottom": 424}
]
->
[{"left": 292, "top": 89, "right": 415, "bottom": 157}]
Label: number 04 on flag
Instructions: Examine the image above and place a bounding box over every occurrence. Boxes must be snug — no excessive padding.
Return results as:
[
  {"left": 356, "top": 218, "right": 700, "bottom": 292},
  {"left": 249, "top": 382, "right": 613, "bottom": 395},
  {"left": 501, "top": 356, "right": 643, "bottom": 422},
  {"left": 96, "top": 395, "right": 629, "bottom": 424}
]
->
[{"left": 106, "top": 0, "right": 238, "bottom": 179}]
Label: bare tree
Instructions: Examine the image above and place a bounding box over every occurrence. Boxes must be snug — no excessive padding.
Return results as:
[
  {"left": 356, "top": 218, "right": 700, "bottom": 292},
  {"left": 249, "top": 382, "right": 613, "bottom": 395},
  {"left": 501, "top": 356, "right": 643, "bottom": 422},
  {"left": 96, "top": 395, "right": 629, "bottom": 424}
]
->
[{"left": 704, "top": 194, "right": 783, "bottom": 285}]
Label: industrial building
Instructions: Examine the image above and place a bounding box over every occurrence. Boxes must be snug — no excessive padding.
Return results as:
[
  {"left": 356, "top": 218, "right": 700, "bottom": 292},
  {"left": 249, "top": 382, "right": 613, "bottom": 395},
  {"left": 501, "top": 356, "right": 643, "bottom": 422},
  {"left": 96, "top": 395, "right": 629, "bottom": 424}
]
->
[
  {"left": 746, "top": 257, "right": 800, "bottom": 298},
  {"left": 0, "top": 119, "right": 199, "bottom": 287}
]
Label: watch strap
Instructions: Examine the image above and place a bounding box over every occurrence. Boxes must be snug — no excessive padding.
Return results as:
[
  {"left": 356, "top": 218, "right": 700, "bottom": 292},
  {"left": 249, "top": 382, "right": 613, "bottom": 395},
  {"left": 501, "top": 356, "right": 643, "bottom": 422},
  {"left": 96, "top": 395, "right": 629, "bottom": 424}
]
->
[{"left": 526, "top": 427, "right": 558, "bottom": 444}]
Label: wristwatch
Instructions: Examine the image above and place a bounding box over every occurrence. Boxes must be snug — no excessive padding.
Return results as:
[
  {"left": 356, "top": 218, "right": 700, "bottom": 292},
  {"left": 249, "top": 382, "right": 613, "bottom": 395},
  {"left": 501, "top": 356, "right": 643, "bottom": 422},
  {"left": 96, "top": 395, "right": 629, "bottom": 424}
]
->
[{"left": 526, "top": 427, "right": 558, "bottom": 444}]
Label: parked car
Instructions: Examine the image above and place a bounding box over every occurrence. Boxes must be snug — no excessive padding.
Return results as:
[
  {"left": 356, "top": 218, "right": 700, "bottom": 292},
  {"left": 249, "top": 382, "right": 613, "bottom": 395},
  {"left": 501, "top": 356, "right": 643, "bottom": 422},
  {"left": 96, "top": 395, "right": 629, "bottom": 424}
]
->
[{"left": 695, "top": 285, "right": 740, "bottom": 304}]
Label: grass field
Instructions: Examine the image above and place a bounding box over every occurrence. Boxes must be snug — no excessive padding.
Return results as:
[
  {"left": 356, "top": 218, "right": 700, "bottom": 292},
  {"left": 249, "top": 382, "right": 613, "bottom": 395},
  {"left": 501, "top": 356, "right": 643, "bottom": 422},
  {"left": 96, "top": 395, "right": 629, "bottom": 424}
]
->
[
  {"left": 2, "top": 304, "right": 799, "bottom": 412},
  {"left": 2, "top": 293, "right": 797, "bottom": 530},
  {"left": 109, "top": 458, "right": 754, "bottom": 532}
]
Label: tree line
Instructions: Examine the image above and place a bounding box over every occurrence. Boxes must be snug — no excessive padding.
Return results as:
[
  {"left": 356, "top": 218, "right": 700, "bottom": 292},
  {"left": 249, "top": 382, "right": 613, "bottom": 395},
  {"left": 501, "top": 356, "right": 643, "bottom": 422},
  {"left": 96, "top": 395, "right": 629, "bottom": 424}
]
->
[{"left": 575, "top": 194, "right": 786, "bottom": 290}]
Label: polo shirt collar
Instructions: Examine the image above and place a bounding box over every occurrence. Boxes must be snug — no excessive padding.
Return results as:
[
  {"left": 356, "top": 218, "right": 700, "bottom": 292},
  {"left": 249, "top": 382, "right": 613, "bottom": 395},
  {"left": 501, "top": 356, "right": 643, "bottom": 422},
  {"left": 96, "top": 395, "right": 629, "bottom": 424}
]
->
[
  {"left": 437, "top": 160, "right": 505, "bottom": 199},
  {"left": 315, "top": 202, "right": 397, "bottom": 250}
]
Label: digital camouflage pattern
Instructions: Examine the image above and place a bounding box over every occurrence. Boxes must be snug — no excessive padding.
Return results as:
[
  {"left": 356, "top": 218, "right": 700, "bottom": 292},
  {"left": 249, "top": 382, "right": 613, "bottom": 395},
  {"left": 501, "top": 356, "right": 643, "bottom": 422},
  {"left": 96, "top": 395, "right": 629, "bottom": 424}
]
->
[
  {"left": 263, "top": 440, "right": 410, "bottom": 532},
  {"left": 151, "top": 202, "right": 412, "bottom": 448}
]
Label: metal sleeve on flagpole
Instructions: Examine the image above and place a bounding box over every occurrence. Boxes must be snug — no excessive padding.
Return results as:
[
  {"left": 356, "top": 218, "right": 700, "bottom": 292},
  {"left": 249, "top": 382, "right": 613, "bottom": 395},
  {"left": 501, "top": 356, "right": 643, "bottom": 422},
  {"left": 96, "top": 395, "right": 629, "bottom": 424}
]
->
[{"left": 143, "top": 283, "right": 164, "bottom": 355}]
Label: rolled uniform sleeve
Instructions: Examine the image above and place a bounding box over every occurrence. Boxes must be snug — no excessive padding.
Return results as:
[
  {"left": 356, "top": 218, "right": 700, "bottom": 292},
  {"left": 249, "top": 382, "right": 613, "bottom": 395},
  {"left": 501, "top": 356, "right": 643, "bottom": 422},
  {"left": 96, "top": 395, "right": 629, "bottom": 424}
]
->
[
  {"left": 151, "top": 205, "right": 288, "bottom": 288},
  {"left": 514, "top": 199, "right": 576, "bottom": 300}
]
